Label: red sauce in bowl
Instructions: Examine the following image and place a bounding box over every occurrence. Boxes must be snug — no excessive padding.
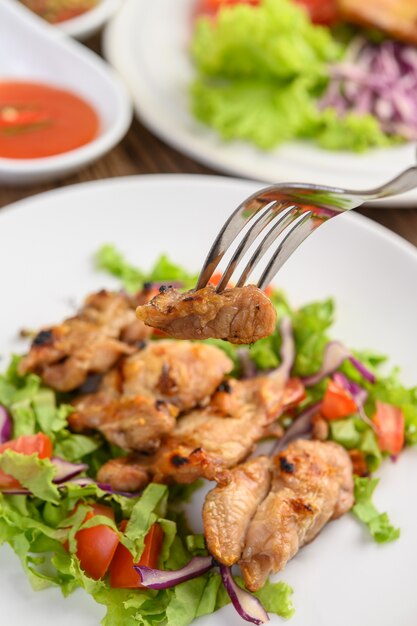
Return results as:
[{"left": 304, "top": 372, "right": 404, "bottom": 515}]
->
[{"left": 0, "top": 81, "right": 99, "bottom": 159}]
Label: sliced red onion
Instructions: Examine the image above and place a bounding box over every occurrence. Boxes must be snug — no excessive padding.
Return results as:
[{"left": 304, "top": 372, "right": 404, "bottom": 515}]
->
[
  {"left": 135, "top": 556, "right": 213, "bottom": 590},
  {"left": 302, "top": 342, "right": 350, "bottom": 386},
  {"left": 1, "top": 487, "right": 31, "bottom": 495},
  {"left": 65, "top": 477, "right": 141, "bottom": 498},
  {"left": 270, "top": 401, "right": 320, "bottom": 456},
  {"left": 276, "top": 317, "right": 295, "bottom": 380},
  {"left": 348, "top": 355, "right": 376, "bottom": 384},
  {"left": 0, "top": 405, "right": 12, "bottom": 444},
  {"left": 96, "top": 482, "right": 141, "bottom": 498},
  {"left": 237, "top": 348, "right": 258, "bottom": 379},
  {"left": 302, "top": 342, "right": 375, "bottom": 387},
  {"left": 65, "top": 477, "right": 96, "bottom": 487},
  {"left": 51, "top": 457, "right": 88, "bottom": 484},
  {"left": 320, "top": 38, "right": 417, "bottom": 141},
  {"left": 220, "top": 565, "right": 269, "bottom": 625},
  {"left": 332, "top": 372, "right": 374, "bottom": 429}
]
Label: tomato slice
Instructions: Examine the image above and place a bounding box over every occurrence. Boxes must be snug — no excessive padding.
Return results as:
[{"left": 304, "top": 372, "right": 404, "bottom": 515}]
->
[
  {"left": 75, "top": 503, "right": 120, "bottom": 580},
  {"left": 321, "top": 379, "right": 357, "bottom": 420},
  {"left": 110, "top": 522, "right": 164, "bottom": 589},
  {"left": 0, "top": 433, "right": 53, "bottom": 490},
  {"left": 372, "top": 401, "right": 405, "bottom": 455},
  {"left": 194, "top": 0, "right": 260, "bottom": 19},
  {"left": 292, "top": 0, "right": 338, "bottom": 25}
]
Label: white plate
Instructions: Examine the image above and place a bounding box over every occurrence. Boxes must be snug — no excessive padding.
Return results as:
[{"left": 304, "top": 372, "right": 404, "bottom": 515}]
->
[
  {"left": 0, "top": 174, "right": 416, "bottom": 625},
  {"left": 104, "top": 0, "right": 417, "bottom": 207},
  {"left": 0, "top": 0, "right": 132, "bottom": 186}
]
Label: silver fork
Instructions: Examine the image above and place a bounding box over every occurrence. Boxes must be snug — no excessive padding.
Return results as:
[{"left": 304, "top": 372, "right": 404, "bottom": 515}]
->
[{"left": 196, "top": 165, "right": 417, "bottom": 292}]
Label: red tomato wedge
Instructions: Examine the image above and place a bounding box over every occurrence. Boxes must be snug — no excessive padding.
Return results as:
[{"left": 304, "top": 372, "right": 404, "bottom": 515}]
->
[
  {"left": 110, "top": 522, "right": 164, "bottom": 589},
  {"left": 292, "top": 0, "right": 338, "bottom": 25},
  {"left": 372, "top": 401, "right": 405, "bottom": 455},
  {"left": 321, "top": 379, "right": 357, "bottom": 420},
  {"left": 193, "top": 0, "right": 338, "bottom": 25},
  {"left": 75, "top": 503, "right": 119, "bottom": 580},
  {"left": 0, "top": 433, "right": 53, "bottom": 490},
  {"left": 194, "top": 0, "right": 260, "bottom": 18}
]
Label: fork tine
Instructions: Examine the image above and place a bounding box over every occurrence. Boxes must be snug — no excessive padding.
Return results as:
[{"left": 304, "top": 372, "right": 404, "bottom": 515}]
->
[
  {"left": 235, "top": 206, "right": 301, "bottom": 288},
  {"left": 215, "top": 201, "right": 294, "bottom": 292},
  {"left": 257, "top": 212, "right": 316, "bottom": 290},
  {"left": 195, "top": 196, "right": 275, "bottom": 290}
]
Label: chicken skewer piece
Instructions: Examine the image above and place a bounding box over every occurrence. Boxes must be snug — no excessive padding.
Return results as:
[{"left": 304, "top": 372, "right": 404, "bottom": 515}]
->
[
  {"left": 136, "top": 284, "right": 277, "bottom": 345},
  {"left": 69, "top": 341, "right": 232, "bottom": 452},
  {"left": 18, "top": 290, "right": 153, "bottom": 391}
]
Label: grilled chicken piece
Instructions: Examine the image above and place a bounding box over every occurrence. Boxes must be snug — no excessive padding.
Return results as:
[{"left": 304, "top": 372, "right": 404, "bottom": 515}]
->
[
  {"left": 70, "top": 341, "right": 232, "bottom": 452},
  {"left": 239, "top": 440, "right": 354, "bottom": 591},
  {"left": 96, "top": 375, "right": 305, "bottom": 491},
  {"left": 19, "top": 290, "right": 152, "bottom": 392},
  {"left": 338, "top": 0, "right": 417, "bottom": 45},
  {"left": 98, "top": 456, "right": 152, "bottom": 492},
  {"left": 203, "top": 456, "right": 272, "bottom": 566},
  {"left": 136, "top": 284, "right": 277, "bottom": 344},
  {"left": 122, "top": 341, "right": 233, "bottom": 411}
]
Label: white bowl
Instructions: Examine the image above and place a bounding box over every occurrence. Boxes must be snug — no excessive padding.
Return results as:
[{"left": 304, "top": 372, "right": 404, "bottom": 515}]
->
[
  {"left": 55, "top": 0, "right": 123, "bottom": 41},
  {"left": 0, "top": 0, "right": 132, "bottom": 186}
]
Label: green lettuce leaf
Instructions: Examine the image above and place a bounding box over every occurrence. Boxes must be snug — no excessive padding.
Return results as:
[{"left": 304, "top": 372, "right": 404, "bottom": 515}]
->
[
  {"left": 352, "top": 476, "right": 400, "bottom": 543},
  {"left": 94, "top": 244, "right": 145, "bottom": 292},
  {"left": 254, "top": 579, "right": 295, "bottom": 619},
  {"left": 191, "top": 0, "right": 340, "bottom": 81},
  {"left": 189, "top": 0, "right": 397, "bottom": 152},
  {"left": 318, "top": 109, "right": 394, "bottom": 152},
  {"left": 191, "top": 78, "right": 321, "bottom": 150},
  {"left": 0, "top": 451, "right": 60, "bottom": 503},
  {"left": 329, "top": 418, "right": 382, "bottom": 472},
  {"left": 147, "top": 254, "right": 198, "bottom": 290},
  {"left": 95, "top": 245, "right": 197, "bottom": 293}
]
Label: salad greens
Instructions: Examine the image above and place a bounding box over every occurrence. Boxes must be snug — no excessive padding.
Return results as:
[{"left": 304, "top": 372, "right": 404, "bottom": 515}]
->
[
  {"left": 189, "top": 0, "right": 396, "bottom": 152},
  {"left": 352, "top": 476, "right": 400, "bottom": 544},
  {"left": 0, "top": 244, "right": 415, "bottom": 624}
]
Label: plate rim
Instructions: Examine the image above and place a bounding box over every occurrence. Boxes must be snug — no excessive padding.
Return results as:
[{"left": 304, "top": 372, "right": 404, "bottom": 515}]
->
[{"left": 2, "top": 173, "right": 417, "bottom": 264}]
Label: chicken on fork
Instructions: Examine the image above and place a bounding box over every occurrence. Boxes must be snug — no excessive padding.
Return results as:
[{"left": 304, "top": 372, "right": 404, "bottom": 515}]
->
[{"left": 136, "top": 284, "right": 277, "bottom": 344}]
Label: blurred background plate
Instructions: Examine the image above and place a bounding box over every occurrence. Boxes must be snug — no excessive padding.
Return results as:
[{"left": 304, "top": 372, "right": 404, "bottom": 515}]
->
[
  {"left": 1, "top": 174, "right": 417, "bottom": 624},
  {"left": 104, "top": 0, "right": 417, "bottom": 207}
]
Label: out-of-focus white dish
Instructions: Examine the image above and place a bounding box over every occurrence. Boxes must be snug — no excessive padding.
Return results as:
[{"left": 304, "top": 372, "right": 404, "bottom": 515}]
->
[
  {"left": 12, "top": 0, "right": 122, "bottom": 40},
  {"left": 0, "top": 174, "right": 417, "bottom": 625},
  {"left": 54, "top": 0, "right": 122, "bottom": 40},
  {"left": 104, "top": 0, "right": 417, "bottom": 207},
  {"left": 0, "top": 0, "right": 132, "bottom": 186}
]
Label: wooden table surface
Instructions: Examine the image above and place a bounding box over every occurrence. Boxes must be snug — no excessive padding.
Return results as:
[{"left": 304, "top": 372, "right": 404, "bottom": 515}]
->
[{"left": 1, "top": 34, "right": 417, "bottom": 248}]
